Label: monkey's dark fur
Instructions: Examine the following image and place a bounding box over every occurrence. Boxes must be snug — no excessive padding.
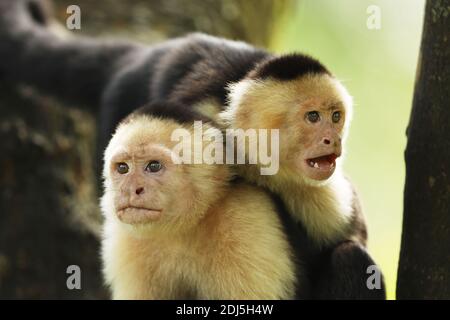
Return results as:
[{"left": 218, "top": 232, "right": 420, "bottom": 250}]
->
[{"left": 0, "top": 0, "right": 385, "bottom": 299}]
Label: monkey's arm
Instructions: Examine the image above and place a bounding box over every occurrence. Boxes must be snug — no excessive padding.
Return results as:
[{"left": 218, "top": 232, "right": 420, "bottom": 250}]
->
[
  {"left": 347, "top": 180, "right": 368, "bottom": 246},
  {"left": 312, "top": 187, "right": 386, "bottom": 300},
  {"left": 311, "top": 240, "right": 386, "bottom": 300}
]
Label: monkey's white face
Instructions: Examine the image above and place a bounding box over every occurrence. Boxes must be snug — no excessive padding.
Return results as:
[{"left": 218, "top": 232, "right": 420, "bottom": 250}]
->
[
  {"left": 112, "top": 148, "right": 198, "bottom": 227},
  {"left": 108, "top": 144, "right": 185, "bottom": 225},
  {"left": 102, "top": 116, "right": 229, "bottom": 232},
  {"left": 289, "top": 97, "right": 345, "bottom": 181},
  {"left": 102, "top": 117, "right": 197, "bottom": 228},
  {"left": 225, "top": 73, "right": 352, "bottom": 183}
]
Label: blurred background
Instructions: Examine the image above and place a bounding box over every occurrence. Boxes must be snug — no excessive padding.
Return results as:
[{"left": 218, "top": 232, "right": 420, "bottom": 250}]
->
[{"left": 0, "top": 0, "right": 425, "bottom": 299}]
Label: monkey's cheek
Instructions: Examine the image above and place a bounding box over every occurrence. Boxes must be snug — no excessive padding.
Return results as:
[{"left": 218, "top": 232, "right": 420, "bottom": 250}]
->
[{"left": 116, "top": 208, "right": 163, "bottom": 225}]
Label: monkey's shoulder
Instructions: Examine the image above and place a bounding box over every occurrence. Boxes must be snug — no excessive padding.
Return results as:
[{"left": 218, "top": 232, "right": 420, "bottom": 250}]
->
[
  {"left": 214, "top": 182, "right": 282, "bottom": 222},
  {"left": 201, "top": 182, "right": 293, "bottom": 251}
]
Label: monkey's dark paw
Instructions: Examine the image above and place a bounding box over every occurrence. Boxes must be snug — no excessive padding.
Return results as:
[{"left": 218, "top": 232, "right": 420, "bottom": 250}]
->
[{"left": 312, "top": 241, "right": 386, "bottom": 300}]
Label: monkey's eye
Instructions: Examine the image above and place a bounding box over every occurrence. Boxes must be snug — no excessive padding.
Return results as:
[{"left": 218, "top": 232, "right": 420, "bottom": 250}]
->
[
  {"left": 306, "top": 111, "right": 320, "bottom": 123},
  {"left": 116, "top": 163, "right": 129, "bottom": 174},
  {"left": 146, "top": 160, "right": 162, "bottom": 173},
  {"left": 332, "top": 111, "right": 341, "bottom": 123}
]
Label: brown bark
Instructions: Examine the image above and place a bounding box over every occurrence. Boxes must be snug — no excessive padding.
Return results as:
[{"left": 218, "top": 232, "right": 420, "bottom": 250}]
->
[
  {"left": 52, "top": 0, "right": 291, "bottom": 47},
  {"left": 0, "top": 83, "right": 105, "bottom": 299},
  {"left": 397, "top": 0, "right": 450, "bottom": 299}
]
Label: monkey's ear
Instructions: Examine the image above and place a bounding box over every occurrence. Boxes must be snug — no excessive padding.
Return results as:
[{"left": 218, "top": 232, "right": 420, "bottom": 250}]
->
[{"left": 248, "top": 54, "right": 331, "bottom": 81}]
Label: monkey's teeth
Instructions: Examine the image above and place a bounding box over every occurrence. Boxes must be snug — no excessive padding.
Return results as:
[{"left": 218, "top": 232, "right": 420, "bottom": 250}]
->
[
  {"left": 314, "top": 162, "right": 319, "bottom": 169},
  {"left": 309, "top": 161, "right": 315, "bottom": 167}
]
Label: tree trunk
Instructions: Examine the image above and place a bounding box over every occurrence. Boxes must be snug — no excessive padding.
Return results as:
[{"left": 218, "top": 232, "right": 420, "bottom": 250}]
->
[
  {"left": 397, "top": 0, "right": 450, "bottom": 299},
  {"left": 0, "top": 82, "right": 105, "bottom": 299}
]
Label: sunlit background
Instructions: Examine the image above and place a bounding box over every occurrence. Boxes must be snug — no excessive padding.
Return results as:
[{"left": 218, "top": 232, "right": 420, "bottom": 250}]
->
[{"left": 270, "top": 0, "right": 425, "bottom": 299}]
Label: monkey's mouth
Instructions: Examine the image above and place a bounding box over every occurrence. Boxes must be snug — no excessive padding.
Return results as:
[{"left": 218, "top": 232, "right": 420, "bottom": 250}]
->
[
  {"left": 306, "top": 153, "right": 338, "bottom": 171},
  {"left": 117, "top": 206, "right": 163, "bottom": 224}
]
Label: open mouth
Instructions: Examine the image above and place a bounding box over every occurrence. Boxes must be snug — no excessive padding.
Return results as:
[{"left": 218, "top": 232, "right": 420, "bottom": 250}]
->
[
  {"left": 117, "top": 206, "right": 163, "bottom": 224},
  {"left": 306, "top": 153, "right": 338, "bottom": 171}
]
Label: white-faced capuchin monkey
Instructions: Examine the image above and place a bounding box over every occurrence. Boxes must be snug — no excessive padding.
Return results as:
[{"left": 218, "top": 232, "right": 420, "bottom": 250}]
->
[
  {"left": 101, "top": 103, "right": 310, "bottom": 299},
  {"left": 0, "top": 0, "right": 385, "bottom": 299},
  {"left": 219, "top": 58, "right": 385, "bottom": 298}
]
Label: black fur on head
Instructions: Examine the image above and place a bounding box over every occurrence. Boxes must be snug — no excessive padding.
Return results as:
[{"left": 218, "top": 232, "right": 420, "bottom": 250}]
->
[
  {"left": 126, "top": 101, "right": 212, "bottom": 125},
  {"left": 248, "top": 54, "right": 331, "bottom": 81}
]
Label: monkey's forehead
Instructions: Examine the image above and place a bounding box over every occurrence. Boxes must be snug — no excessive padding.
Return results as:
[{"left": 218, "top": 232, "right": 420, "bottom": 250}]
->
[
  {"left": 225, "top": 74, "right": 353, "bottom": 132},
  {"left": 232, "top": 74, "right": 352, "bottom": 108},
  {"left": 105, "top": 115, "right": 220, "bottom": 161},
  {"left": 275, "top": 74, "right": 349, "bottom": 100},
  {"left": 108, "top": 144, "right": 173, "bottom": 161},
  {"left": 105, "top": 117, "right": 178, "bottom": 155}
]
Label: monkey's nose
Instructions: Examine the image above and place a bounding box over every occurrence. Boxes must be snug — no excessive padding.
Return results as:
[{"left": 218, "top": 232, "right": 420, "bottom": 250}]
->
[
  {"left": 323, "top": 138, "right": 331, "bottom": 145},
  {"left": 135, "top": 187, "right": 144, "bottom": 195}
]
